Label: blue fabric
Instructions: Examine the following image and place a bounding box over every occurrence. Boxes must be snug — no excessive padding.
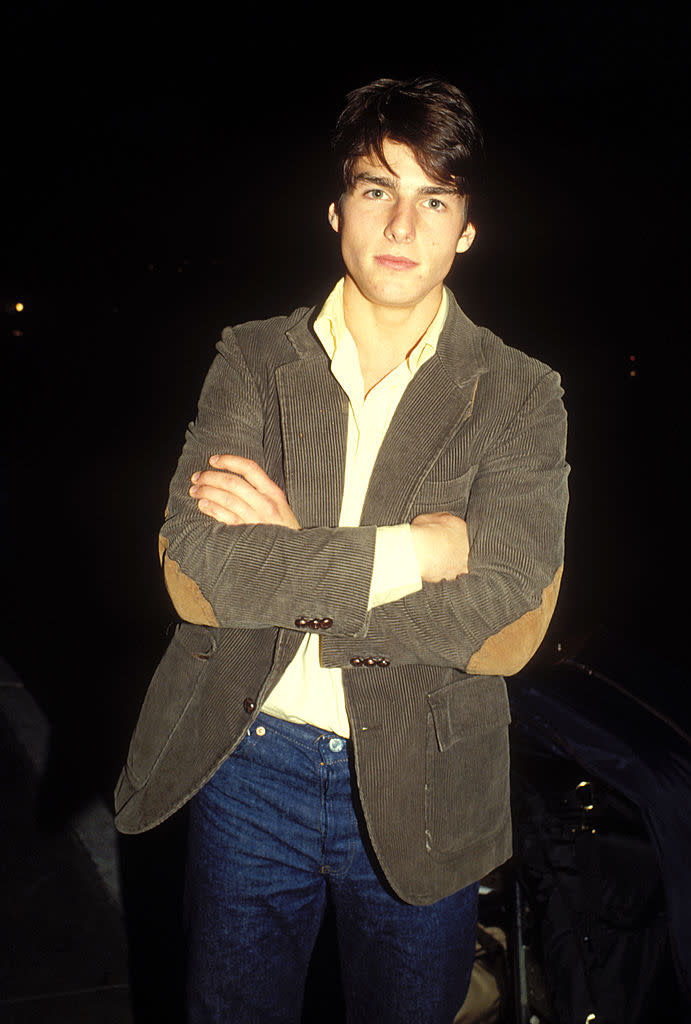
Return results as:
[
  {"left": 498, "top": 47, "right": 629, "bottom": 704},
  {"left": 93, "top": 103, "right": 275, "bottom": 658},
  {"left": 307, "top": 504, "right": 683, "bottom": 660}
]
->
[{"left": 185, "top": 712, "right": 478, "bottom": 1023}]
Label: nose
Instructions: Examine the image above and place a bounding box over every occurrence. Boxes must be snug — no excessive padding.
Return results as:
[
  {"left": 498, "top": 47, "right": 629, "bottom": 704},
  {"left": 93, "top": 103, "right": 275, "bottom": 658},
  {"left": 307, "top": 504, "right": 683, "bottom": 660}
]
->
[{"left": 384, "top": 199, "right": 416, "bottom": 243}]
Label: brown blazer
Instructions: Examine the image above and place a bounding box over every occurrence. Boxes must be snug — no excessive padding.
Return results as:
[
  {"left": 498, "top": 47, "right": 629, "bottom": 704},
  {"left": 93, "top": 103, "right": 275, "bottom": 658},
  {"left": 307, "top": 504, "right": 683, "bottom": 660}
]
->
[{"left": 114, "top": 289, "right": 569, "bottom": 904}]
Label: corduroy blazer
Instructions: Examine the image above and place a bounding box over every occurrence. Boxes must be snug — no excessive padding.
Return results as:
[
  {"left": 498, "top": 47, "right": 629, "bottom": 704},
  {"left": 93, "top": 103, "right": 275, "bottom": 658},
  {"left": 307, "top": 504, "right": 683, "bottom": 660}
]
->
[{"left": 114, "top": 288, "right": 569, "bottom": 904}]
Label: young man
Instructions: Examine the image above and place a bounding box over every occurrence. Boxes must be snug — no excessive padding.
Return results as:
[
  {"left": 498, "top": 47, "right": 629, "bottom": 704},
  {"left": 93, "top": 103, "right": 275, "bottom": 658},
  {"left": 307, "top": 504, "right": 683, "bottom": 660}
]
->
[{"left": 115, "top": 77, "right": 569, "bottom": 1022}]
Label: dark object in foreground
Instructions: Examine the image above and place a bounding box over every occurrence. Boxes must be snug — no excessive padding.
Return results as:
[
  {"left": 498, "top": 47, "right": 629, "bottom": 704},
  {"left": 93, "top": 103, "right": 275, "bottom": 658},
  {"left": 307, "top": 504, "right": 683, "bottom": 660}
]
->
[{"left": 508, "top": 629, "right": 691, "bottom": 1023}]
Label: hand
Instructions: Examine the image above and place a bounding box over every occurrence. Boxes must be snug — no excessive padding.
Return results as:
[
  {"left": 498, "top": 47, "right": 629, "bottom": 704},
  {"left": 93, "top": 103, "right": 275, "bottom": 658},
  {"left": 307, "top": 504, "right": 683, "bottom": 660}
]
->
[
  {"left": 189, "top": 455, "right": 300, "bottom": 529},
  {"left": 410, "top": 512, "right": 469, "bottom": 582}
]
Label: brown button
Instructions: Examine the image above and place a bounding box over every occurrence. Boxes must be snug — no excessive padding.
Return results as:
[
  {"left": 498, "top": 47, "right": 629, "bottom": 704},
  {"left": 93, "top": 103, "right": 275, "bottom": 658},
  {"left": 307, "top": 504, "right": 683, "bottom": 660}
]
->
[
  {"left": 364, "top": 657, "right": 377, "bottom": 666},
  {"left": 378, "top": 658, "right": 390, "bottom": 667},
  {"left": 350, "top": 657, "right": 363, "bottom": 667},
  {"left": 308, "top": 618, "right": 322, "bottom": 630},
  {"left": 243, "top": 697, "right": 256, "bottom": 714},
  {"left": 295, "top": 617, "right": 309, "bottom": 628},
  {"left": 320, "top": 618, "right": 333, "bottom": 629}
]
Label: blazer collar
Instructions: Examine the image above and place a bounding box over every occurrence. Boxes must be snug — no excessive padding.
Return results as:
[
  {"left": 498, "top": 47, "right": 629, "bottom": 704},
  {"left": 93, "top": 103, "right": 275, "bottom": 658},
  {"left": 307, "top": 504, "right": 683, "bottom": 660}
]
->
[
  {"left": 280, "top": 287, "right": 488, "bottom": 528},
  {"left": 286, "top": 286, "right": 488, "bottom": 384},
  {"left": 435, "top": 286, "right": 488, "bottom": 386}
]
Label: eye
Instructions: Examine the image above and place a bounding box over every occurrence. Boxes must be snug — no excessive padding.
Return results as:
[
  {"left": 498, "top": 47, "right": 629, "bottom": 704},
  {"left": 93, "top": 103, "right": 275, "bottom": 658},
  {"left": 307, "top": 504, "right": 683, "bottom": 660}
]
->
[
  {"left": 364, "top": 188, "right": 388, "bottom": 200},
  {"left": 423, "top": 197, "right": 446, "bottom": 211}
]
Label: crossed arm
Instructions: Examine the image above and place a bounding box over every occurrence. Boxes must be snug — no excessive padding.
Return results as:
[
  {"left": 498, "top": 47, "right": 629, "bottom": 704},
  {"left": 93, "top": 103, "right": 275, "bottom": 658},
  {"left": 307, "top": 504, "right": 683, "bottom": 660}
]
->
[
  {"left": 159, "top": 328, "right": 568, "bottom": 674},
  {"left": 188, "top": 454, "right": 470, "bottom": 584}
]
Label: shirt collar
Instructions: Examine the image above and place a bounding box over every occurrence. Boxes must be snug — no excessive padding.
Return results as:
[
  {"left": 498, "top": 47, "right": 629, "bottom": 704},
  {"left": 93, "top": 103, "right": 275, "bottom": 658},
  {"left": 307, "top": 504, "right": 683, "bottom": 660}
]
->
[{"left": 313, "top": 278, "right": 449, "bottom": 376}]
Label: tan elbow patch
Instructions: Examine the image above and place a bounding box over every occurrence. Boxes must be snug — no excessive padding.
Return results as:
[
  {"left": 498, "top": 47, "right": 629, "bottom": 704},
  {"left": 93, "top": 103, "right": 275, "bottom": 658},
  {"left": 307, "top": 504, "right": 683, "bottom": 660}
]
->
[
  {"left": 467, "top": 565, "right": 563, "bottom": 677},
  {"left": 158, "top": 533, "right": 220, "bottom": 627}
]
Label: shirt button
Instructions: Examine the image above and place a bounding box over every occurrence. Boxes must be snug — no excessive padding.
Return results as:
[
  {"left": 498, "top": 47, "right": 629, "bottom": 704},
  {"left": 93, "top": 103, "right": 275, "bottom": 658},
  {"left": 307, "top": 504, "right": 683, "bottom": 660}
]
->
[
  {"left": 243, "top": 697, "right": 256, "bottom": 714},
  {"left": 329, "top": 737, "right": 345, "bottom": 752}
]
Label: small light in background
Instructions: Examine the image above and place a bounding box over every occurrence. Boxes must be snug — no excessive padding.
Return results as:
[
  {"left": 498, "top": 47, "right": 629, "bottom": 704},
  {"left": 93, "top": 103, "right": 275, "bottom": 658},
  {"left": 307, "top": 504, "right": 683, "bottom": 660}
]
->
[
  {"left": 629, "top": 354, "right": 637, "bottom": 378},
  {"left": 15, "top": 302, "right": 24, "bottom": 312}
]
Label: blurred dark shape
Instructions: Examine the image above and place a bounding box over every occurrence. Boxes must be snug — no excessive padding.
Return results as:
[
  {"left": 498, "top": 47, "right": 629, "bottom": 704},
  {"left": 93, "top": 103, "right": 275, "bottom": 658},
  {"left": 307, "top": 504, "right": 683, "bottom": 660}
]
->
[{"left": 510, "top": 627, "right": 690, "bottom": 1021}]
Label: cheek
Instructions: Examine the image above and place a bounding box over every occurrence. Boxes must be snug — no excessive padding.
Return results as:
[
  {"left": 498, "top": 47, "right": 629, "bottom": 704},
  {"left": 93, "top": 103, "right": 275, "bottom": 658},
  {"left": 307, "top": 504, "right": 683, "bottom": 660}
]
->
[
  {"left": 428, "top": 236, "right": 457, "bottom": 268},
  {"left": 342, "top": 224, "right": 372, "bottom": 264}
]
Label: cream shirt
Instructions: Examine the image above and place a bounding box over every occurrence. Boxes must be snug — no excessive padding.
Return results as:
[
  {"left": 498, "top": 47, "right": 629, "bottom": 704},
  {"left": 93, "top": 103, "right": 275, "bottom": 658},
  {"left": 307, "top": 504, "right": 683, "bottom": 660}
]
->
[{"left": 262, "top": 279, "right": 449, "bottom": 736}]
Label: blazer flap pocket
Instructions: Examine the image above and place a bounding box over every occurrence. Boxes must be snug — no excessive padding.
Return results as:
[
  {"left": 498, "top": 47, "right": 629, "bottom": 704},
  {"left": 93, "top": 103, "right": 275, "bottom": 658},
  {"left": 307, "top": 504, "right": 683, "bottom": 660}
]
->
[
  {"left": 125, "top": 623, "right": 216, "bottom": 787},
  {"left": 427, "top": 675, "right": 510, "bottom": 752},
  {"left": 173, "top": 621, "right": 216, "bottom": 660},
  {"left": 413, "top": 466, "right": 478, "bottom": 514}
]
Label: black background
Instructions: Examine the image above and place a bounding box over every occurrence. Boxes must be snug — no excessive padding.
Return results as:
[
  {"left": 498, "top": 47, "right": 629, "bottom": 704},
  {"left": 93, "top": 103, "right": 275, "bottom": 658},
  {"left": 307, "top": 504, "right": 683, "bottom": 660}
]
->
[{"left": 2, "top": 1, "right": 688, "bottom": 808}]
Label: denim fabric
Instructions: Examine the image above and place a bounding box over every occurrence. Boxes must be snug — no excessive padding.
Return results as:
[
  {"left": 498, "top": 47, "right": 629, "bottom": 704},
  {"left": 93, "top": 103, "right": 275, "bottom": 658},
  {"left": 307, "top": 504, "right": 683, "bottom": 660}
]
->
[{"left": 185, "top": 713, "right": 478, "bottom": 1024}]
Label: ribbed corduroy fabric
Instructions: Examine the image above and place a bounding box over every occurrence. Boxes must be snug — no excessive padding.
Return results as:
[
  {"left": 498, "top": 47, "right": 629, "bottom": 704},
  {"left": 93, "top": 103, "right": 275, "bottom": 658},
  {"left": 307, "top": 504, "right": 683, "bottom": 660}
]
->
[{"left": 114, "top": 291, "right": 569, "bottom": 904}]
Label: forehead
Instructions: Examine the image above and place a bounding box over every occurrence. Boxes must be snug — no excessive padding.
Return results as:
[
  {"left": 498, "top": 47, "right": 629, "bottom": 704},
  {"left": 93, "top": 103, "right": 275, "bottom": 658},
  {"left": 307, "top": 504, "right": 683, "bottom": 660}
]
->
[{"left": 351, "top": 139, "right": 459, "bottom": 193}]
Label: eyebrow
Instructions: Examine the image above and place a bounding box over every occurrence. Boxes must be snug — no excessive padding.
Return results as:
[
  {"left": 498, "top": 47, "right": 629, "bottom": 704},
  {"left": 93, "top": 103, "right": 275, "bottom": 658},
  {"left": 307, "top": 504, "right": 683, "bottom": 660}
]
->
[{"left": 353, "top": 172, "right": 460, "bottom": 196}]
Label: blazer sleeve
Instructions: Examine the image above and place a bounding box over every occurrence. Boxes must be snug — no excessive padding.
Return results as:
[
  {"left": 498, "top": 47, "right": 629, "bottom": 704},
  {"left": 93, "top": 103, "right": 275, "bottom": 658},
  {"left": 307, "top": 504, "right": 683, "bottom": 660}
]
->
[
  {"left": 158, "top": 328, "right": 378, "bottom": 635},
  {"left": 322, "top": 367, "right": 569, "bottom": 676},
  {"left": 161, "top": 326, "right": 568, "bottom": 678}
]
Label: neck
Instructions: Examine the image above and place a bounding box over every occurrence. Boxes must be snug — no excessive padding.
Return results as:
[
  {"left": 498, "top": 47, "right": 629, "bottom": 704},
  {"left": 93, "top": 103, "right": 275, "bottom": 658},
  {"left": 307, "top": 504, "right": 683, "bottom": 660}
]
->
[{"left": 342, "top": 276, "right": 442, "bottom": 389}]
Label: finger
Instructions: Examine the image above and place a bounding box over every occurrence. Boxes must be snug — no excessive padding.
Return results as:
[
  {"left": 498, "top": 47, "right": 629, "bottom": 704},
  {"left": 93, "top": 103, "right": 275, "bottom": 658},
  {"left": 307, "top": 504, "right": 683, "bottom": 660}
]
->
[
  {"left": 192, "top": 471, "right": 256, "bottom": 501},
  {"left": 191, "top": 475, "right": 279, "bottom": 522},
  {"left": 190, "top": 482, "right": 258, "bottom": 522},
  {"left": 192, "top": 469, "right": 247, "bottom": 495},
  {"left": 196, "top": 499, "right": 243, "bottom": 526},
  {"left": 207, "top": 456, "right": 287, "bottom": 502}
]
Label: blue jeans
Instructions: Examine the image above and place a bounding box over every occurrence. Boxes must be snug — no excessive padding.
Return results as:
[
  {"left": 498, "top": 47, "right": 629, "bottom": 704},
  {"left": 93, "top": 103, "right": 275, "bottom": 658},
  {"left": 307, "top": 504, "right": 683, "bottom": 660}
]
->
[{"left": 185, "top": 713, "right": 478, "bottom": 1023}]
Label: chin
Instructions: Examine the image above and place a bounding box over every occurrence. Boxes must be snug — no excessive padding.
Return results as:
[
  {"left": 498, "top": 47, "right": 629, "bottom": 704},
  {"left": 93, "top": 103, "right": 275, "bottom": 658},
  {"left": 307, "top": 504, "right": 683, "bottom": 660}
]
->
[{"left": 372, "top": 282, "right": 433, "bottom": 308}]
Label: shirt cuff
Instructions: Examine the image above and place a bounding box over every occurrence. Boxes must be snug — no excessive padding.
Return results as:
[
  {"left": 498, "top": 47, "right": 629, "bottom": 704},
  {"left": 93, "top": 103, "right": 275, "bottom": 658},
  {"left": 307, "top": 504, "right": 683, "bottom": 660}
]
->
[{"left": 368, "top": 525, "right": 423, "bottom": 609}]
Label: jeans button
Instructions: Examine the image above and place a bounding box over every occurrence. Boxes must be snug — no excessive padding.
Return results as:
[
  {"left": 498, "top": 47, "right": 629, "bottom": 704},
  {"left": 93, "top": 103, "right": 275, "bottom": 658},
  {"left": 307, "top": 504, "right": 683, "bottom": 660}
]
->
[{"left": 328, "top": 737, "right": 345, "bottom": 753}]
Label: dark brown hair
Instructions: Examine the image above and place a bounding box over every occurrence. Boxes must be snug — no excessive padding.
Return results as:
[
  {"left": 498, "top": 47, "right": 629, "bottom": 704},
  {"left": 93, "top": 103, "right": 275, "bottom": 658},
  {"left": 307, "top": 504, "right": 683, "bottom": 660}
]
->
[{"left": 331, "top": 76, "right": 484, "bottom": 200}]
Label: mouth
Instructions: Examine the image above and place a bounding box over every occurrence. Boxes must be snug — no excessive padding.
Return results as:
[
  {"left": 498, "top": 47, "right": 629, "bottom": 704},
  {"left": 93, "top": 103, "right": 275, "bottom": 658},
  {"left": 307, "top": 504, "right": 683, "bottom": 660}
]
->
[{"left": 374, "top": 255, "right": 419, "bottom": 270}]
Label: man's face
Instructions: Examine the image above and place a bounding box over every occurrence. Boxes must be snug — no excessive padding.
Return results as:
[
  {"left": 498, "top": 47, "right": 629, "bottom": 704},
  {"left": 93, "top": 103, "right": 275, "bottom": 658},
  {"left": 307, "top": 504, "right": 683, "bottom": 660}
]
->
[{"left": 328, "top": 138, "right": 475, "bottom": 312}]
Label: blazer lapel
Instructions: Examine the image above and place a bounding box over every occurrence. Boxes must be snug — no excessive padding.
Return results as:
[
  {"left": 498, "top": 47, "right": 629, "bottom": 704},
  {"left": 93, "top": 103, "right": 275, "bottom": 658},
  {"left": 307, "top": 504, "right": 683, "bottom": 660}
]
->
[
  {"left": 277, "top": 292, "right": 487, "bottom": 530},
  {"left": 360, "top": 291, "right": 488, "bottom": 527},
  {"left": 277, "top": 315, "right": 348, "bottom": 528}
]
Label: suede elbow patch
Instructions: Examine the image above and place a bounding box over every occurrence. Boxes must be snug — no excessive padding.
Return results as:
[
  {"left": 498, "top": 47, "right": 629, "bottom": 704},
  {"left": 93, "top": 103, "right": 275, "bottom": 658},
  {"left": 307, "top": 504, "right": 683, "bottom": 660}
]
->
[
  {"left": 158, "top": 534, "right": 220, "bottom": 628},
  {"left": 466, "top": 565, "right": 563, "bottom": 676}
]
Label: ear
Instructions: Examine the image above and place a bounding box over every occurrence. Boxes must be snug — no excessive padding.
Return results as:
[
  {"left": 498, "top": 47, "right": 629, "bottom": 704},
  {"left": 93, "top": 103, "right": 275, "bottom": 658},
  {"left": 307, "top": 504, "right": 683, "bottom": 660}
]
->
[
  {"left": 328, "top": 202, "right": 340, "bottom": 234},
  {"left": 456, "top": 221, "right": 476, "bottom": 254}
]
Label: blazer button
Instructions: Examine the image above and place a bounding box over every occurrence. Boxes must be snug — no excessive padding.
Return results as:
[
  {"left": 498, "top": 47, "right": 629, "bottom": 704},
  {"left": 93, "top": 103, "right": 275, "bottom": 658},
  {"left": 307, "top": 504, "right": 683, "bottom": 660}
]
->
[
  {"left": 364, "top": 657, "right": 377, "bottom": 667},
  {"left": 350, "top": 657, "right": 363, "bottom": 667},
  {"left": 320, "top": 618, "right": 333, "bottom": 629},
  {"left": 377, "top": 658, "right": 390, "bottom": 667},
  {"left": 243, "top": 697, "right": 256, "bottom": 714},
  {"left": 295, "top": 617, "right": 308, "bottom": 628},
  {"left": 308, "top": 618, "right": 322, "bottom": 630}
]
